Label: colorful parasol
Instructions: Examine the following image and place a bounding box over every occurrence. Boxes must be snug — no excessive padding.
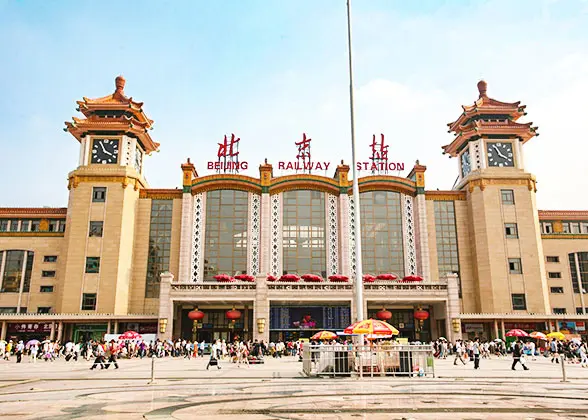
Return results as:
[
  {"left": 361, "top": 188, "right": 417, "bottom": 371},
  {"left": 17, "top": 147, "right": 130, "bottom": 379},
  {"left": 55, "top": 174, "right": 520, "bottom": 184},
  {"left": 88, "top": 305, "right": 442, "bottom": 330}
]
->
[
  {"left": 505, "top": 329, "right": 529, "bottom": 337},
  {"left": 344, "top": 319, "right": 399, "bottom": 336},
  {"left": 310, "top": 331, "right": 338, "bottom": 341},
  {"left": 529, "top": 331, "right": 547, "bottom": 340},
  {"left": 546, "top": 331, "right": 565, "bottom": 340},
  {"left": 119, "top": 330, "right": 142, "bottom": 340}
]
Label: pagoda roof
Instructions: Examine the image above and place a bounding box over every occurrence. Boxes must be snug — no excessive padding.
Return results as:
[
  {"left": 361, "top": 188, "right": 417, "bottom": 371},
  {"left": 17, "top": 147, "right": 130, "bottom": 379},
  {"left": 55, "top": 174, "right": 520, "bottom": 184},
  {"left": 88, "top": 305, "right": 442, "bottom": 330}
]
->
[
  {"left": 442, "top": 81, "right": 538, "bottom": 157},
  {"left": 447, "top": 80, "right": 526, "bottom": 132},
  {"left": 65, "top": 76, "right": 159, "bottom": 154}
]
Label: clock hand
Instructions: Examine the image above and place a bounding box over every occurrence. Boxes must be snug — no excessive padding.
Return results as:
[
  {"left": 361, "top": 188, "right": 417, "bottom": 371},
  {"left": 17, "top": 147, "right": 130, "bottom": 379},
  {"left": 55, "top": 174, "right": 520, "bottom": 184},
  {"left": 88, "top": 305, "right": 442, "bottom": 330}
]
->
[
  {"left": 492, "top": 145, "right": 507, "bottom": 160},
  {"left": 99, "top": 143, "right": 113, "bottom": 157}
]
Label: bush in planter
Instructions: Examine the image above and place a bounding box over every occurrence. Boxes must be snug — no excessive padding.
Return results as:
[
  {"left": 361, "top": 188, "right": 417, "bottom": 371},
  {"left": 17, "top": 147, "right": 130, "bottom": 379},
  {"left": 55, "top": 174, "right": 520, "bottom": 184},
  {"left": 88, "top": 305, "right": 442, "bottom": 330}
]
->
[
  {"left": 234, "top": 274, "right": 255, "bottom": 282},
  {"left": 363, "top": 274, "right": 376, "bottom": 283},
  {"left": 266, "top": 274, "right": 277, "bottom": 282},
  {"left": 278, "top": 274, "right": 300, "bottom": 282},
  {"left": 402, "top": 275, "right": 424, "bottom": 282},
  {"left": 328, "top": 274, "right": 349, "bottom": 282},
  {"left": 301, "top": 274, "right": 323, "bottom": 282},
  {"left": 214, "top": 274, "right": 235, "bottom": 282},
  {"left": 376, "top": 273, "right": 398, "bottom": 281}
]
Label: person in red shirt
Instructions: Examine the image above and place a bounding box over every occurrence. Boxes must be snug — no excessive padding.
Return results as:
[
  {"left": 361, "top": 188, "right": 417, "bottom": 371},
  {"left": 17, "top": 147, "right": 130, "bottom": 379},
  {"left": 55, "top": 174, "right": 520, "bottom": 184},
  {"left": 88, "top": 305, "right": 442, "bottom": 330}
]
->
[{"left": 105, "top": 339, "right": 119, "bottom": 369}]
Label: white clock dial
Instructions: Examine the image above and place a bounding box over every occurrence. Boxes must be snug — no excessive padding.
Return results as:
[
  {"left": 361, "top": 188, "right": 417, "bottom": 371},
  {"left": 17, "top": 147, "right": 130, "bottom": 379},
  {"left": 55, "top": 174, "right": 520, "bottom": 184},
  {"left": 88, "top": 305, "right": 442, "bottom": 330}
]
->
[
  {"left": 91, "top": 139, "right": 119, "bottom": 164},
  {"left": 487, "top": 142, "right": 514, "bottom": 167}
]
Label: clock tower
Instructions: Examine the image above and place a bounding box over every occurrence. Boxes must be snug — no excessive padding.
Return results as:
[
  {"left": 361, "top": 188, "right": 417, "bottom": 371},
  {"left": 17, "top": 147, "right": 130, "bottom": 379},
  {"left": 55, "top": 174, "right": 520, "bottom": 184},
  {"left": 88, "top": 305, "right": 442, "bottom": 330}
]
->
[
  {"left": 58, "top": 76, "right": 159, "bottom": 314},
  {"left": 443, "top": 81, "right": 550, "bottom": 315}
]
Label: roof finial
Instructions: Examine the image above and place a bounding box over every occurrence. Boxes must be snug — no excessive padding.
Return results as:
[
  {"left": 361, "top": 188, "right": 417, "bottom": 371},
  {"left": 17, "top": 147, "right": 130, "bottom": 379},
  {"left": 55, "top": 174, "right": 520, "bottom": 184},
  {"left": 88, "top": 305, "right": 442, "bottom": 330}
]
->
[
  {"left": 115, "top": 75, "right": 126, "bottom": 93},
  {"left": 477, "top": 80, "right": 487, "bottom": 98}
]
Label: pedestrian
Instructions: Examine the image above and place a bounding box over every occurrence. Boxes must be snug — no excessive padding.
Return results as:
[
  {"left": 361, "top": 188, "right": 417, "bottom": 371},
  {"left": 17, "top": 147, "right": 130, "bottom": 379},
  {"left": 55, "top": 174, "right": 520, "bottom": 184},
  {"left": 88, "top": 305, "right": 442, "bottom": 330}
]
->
[
  {"left": 105, "top": 340, "right": 119, "bottom": 369},
  {"left": 90, "top": 341, "right": 106, "bottom": 370},
  {"left": 579, "top": 342, "right": 588, "bottom": 368},
  {"left": 15, "top": 340, "right": 25, "bottom": 363},
  {"left": 472, "top": 337, "right": 481, "bottom": 369},
  {"left": 453, "top": 340, "right": 466, "bottom": 365},
  {"left": 206, "top": 340, "right": 221, "bottom": 370},
  {"left": 29, "top": 343, "right": 38, "bottom": 363},
  {"left": 512, "top": 339, "right": 529, "bottom": 371},
  {"left": 549, "top": 338, "right": 559, "bottom": 363}
]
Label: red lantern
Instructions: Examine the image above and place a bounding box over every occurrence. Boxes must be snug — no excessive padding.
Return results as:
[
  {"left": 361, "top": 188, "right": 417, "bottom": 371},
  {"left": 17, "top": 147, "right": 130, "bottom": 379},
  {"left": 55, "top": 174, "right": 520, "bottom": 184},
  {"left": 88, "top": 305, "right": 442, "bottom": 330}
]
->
[
  {"left": 414, "top": 308, "right": 429, "bottom": 321},
  {"left": 376, "top": 308, "right": 392, "bottom": 321},
  {"left": 226, "top": 308, "right": 242, "bottom": 321},
  {"left": 188, "top": 309, "right": 205, "bottom": 321}
]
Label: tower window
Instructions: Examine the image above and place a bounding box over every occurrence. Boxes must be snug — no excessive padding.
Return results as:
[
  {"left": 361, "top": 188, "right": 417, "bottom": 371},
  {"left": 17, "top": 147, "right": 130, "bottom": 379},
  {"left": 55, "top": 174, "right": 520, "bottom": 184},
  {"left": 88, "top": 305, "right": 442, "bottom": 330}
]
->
[
  {"left": 41, "top": 271, "right": 56, "bottom": 278},
  {"left": 81, "top": 293, "right": 97, "bottom": 311},
  {"left": 508, "top": 258, "right": 522, "bottom": 274},
  {"left": 511, "top": 294, "right": 527, "bottom": 310},
  {"left": 505, "top": 223, "right": 518, "bottom": 239},
  {"left": 501, "top": 189, "right": 515, "bottom": 205},
  {"left": 85, "top": 257, "right": 100, "bottom": 273},
  {"left": 40, "top": 285, "right": 54, "bottom": 293},
  {"left": 89, "top": 221, "right": 104, "bottom": 237},
  {"left": 542, "top": 223, "right": 553, "bottom": 234},
  {"left": 548, "top": 272, "right": 562, "bottom": 279},
  {"left": 546, "top": 256, "right": 560, "bottom": 263},
  {"left": 37, "top": 307, "right": 52, "bottom": 314},
  {"left": 553, "top": 307, "right": 567, "bottom": 314},
  {"left": 92, "top": 187, "right": 107, "bottom": 203},
  {"left": 550, "top": 287, "right": 564, "bottom": 294}
]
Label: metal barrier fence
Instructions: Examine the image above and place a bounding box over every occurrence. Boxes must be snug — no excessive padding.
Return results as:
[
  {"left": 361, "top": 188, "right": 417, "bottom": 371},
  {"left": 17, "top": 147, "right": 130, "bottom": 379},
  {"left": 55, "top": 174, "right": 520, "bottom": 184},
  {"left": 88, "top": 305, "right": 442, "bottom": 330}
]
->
[{"left": 302, "top": 343, "right": 435, "bottom": 378}]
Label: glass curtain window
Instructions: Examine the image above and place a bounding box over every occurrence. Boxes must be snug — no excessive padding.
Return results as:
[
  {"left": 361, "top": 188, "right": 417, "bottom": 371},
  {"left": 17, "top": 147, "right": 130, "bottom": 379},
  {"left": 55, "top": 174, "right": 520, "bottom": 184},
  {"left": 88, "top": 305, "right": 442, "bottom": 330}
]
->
[
  {"left": 569, "top": 252, "right": 588, "bottom": 293},
  {"left": 145, "top": 200, "right": 173, "bottom": 298},
  {"left": 282, "top": 190, "right": 326, "bottom": 277},
  {"left": 434, "top": 201, "right": 460, "bottom": 279},
  {"left": 204, "top": 190, "right": 248, "bottom": 280},
  {"left": 1, "top": 250, "right": 25, "bottom": 292},
  {"left": 359, "top": 191, "right": 404, "bottom": 276},
  {"left": 23, "top": 252, "right": 34, "bottom": 292}
]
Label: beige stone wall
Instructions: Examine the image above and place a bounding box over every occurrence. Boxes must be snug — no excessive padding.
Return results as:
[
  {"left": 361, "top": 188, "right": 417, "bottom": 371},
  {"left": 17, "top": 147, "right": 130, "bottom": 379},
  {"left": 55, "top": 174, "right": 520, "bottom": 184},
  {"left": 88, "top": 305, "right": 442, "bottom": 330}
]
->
[
  {"left": 128, "top": 198, "right": 151, "bottom": 313},
  {"left": 0, "top": 236, "right": 64, "bottom": 312},
  {"left": 541, "top": 238, "right": 588, "bottom": 314},
  {"left": 454, "top": 200, "right": 477, "bottom": 313},
  {"left": 425, "top": 201, "right": 439, "bottom": 281},
  {"left": 465, "top": 183, "right": 550, "bottom": 314}
]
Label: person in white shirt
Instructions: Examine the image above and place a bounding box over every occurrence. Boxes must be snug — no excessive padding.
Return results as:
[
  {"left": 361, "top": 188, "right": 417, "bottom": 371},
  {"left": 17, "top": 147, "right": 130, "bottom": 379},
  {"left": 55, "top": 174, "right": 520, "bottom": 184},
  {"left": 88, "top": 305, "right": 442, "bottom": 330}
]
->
[
  {"left": 29, "top": 343, "right": 38, "bottom": 363},
  {"left": 453, "top": 340, "right": 466, "bottom": 365}
]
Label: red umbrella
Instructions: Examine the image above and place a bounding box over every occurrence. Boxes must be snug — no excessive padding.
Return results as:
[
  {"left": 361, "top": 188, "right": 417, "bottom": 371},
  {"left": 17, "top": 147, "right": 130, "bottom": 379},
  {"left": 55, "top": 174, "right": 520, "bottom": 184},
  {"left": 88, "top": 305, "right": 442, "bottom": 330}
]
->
[
  {"left": 119, "top": 330, "right": 142, "bottom": 340},
  {"left": 505, "top": 329, "right": 529, "bottom": 337}
]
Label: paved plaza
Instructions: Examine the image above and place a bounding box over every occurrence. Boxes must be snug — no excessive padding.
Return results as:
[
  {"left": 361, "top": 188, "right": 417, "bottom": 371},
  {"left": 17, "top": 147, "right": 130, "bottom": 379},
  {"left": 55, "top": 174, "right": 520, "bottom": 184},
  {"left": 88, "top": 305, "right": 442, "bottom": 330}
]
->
[{"left": 1, "top": 355, "right": 588, "bottom": 419}]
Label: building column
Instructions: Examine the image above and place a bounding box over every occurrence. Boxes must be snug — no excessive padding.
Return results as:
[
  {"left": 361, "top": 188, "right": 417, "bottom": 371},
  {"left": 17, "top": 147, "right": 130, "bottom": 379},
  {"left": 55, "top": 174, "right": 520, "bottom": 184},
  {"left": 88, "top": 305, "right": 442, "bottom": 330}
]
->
[
  {"left": 0, "top": 321, "right": 6, "bottom": 340},
  {"left": 446, "top": 273, "right": 462, "bottom": 341},
  {"left": 178, "top": 193, "right": 194, "bottom": 283},
  {"left": 158, "top": 271, "right": 174, "bottom": 341},
  {"left": 49, "top": 322, "right": 56, "bottom": 341},
  {"left": 56, "top": 322, "right": 63, "bottom": 342},
  {"left": 253, "top": 275, "right": 270, "bottom": 343},
  {"left": 548, "top": 320, "right": 554, "bottom": 333},
  {"left": 259, "top": 193, "right": 271, "bottom": 276},
  {"left": 106, "top": 320, "right": 111, "bottom": 335},
  {"left": 556, "top": 321, "right": 560, "bottom": 332},
  {"left": 114, "top": 320, "right": 119, "bottom": 335},
  {"left": 414, "top": 194, "right": 431, "bottom": 281},
  {"left": 493, "top": 319, "right": 499, "bottom": 340},
  {"left": 338, "top": 193, "right": 351, "bottom": 278},
  {"left": 500, "top": 320, "right": 505, "bottom": 339}
]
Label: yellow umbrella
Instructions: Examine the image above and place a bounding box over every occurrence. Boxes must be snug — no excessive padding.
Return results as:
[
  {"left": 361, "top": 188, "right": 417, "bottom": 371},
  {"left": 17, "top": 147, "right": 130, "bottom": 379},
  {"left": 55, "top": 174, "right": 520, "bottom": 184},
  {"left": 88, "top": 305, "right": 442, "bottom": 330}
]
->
[
  {"left": 344, "top": 319, "right": 399, "bottom": 336},
  {"left": 310, "top": 330, "right": 338, "bottom": 340},
  {"left": 546, "top": 331, "right": 565, "bottom": 340}
]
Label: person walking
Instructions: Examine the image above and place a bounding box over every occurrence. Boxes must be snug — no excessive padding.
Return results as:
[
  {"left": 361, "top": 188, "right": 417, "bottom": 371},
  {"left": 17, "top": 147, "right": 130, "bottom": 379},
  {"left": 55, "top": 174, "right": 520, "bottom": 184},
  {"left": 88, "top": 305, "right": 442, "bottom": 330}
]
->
[
  {"left": 550, "top": 338, "right": 559, "bottom": 363},
  {"left": 105, "top": 340, "right": 119, "bottom": 369},
  {"left": 472, "top": 337, "right": 481, "bottom": 369},
  {"left": 15, "top": 340, "right": 24, "bottom": 363},
  {"left": 453, "top": 340, "right": 466, "bottom": 365},
  {"left": 29, "top": 343, "right": 39, "bottom": 363},
  {"left": 206, "top": 340, "right": 221, "bottom": 370},
  {"left": 579, "top": 342, "right": 588, "bottom": 368},
  {"left": 512, "top": 339, "right": 529, "bottom": 370},
  {"left": 90, "top": 341, "right": 106, "bottom": 370}
]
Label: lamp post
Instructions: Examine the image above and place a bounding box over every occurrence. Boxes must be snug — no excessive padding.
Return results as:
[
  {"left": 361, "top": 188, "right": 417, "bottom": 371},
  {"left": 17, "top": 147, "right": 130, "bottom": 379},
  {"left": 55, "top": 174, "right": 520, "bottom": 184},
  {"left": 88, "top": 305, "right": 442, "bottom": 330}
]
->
[{"left": 346, "top": 0, "right": 364, "bottom": 322}]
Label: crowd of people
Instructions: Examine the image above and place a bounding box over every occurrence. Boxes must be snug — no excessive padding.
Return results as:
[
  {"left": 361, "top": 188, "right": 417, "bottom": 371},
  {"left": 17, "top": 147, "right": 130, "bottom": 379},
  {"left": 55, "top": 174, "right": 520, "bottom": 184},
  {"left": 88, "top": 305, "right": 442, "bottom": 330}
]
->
[{"left": 432, "top": 337, "right": 588, "bottom": 370}]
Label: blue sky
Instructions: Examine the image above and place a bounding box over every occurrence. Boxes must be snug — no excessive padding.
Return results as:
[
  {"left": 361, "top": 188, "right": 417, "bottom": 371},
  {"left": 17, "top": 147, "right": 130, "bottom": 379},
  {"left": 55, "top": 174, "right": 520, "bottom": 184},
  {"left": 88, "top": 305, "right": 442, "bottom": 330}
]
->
[{"left": 1, "top": 0, "right": 587, "bottom": 209}]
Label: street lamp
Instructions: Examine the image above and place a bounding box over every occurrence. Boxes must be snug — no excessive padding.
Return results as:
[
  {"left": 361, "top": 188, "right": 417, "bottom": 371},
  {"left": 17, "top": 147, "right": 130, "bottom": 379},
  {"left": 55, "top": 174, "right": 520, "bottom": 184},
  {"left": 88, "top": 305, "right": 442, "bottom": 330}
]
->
[{"left": 346, "top": 0, "right": 364, "bottom": 322}]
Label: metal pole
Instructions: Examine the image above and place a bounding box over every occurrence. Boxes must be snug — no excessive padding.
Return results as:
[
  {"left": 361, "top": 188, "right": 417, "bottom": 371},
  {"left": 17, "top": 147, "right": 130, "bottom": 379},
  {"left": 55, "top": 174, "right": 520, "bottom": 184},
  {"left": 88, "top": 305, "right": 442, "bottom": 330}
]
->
[
  {"left": 346, "top": 0, "right": 364, "bottom": 323},
  {"left": 149, "top": 355, "right": 156, "bottom": 384},
  {"left": 560, "top": 354, "right": 568, "bottom": 382}
]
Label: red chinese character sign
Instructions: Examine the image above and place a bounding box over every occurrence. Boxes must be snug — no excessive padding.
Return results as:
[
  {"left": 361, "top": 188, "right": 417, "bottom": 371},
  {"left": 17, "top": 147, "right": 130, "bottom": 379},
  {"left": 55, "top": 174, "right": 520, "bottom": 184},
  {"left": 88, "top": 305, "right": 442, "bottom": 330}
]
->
[
  {"left": 357, "top": 133, "right": 404, "bottom": 173},
  {"left": 207, "top": 133, "right": 248, "bottom": 173},
  {"left": 277, "top": 133, "right": 330, "bottom": 172}
]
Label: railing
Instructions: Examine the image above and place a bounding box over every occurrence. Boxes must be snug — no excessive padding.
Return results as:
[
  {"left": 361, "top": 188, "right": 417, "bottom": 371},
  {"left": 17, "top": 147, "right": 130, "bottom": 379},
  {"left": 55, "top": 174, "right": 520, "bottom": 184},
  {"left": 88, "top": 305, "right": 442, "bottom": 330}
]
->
[
  {"left": 170, "top": 283, "right": 256, "bottom": 291},
  {"left": 364, "top": 282, "right": 447, "bottom": 292},
  {"left": 302, "top": 344, "right": 435, "bottom": 378},
  {"left": 267, "top": 283, "right": 354, "bottom": 291}
]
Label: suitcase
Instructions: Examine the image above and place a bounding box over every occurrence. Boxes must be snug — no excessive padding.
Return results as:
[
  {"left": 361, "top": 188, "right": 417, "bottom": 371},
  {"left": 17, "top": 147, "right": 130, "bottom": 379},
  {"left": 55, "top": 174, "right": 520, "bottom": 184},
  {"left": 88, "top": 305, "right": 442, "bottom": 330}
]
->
[{"left": 209, "top": 357, "right": 218, "bottom": 366}]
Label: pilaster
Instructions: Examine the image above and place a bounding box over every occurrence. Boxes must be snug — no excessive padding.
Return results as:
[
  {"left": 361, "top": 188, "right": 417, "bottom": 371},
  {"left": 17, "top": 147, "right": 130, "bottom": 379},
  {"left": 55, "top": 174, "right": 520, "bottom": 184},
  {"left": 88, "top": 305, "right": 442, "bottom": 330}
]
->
[
  {"left": 253, "top": 275, "right": 270, "bottom": 343},
  {"left": 446, "top": 273, "right": 462, "bottom": 341},
  {"left": 338, "top": 194, "right": 351, "bottom": 277},
  {"left": 158, "top": 271, "right": 174, "bottom": 341},
  {"left": 414, "top": 194, "right": 431, "bottom": 281},
  {"left": 178, "top": 194, "right": 194, "bottom": 283}
]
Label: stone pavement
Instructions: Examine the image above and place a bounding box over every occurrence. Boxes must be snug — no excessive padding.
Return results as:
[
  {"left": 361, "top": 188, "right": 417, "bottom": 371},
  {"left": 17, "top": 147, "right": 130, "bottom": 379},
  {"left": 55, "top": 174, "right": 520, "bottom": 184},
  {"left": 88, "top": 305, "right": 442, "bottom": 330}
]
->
[{"left": 1, "top": 355, "right": 587, "bottom": 419}]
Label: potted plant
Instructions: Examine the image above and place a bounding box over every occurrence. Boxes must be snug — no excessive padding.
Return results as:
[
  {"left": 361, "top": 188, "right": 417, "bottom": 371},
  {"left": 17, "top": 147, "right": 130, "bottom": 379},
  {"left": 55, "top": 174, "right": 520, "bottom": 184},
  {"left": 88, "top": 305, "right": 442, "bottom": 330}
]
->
[
  {"left": 214, "top": 274, "right": 235, "bottom": 282},
  {"left": 278, "top": 274, "right": 300, "bottom": 282},
  {"left": 234, "top": 274, "right": 255, "bottom": 282},
  {"left": 328, "top": 274, "right": 349, "bottom": 282},
  {"left": 301, "top": 274, "right": 323, "bottom": 282}
]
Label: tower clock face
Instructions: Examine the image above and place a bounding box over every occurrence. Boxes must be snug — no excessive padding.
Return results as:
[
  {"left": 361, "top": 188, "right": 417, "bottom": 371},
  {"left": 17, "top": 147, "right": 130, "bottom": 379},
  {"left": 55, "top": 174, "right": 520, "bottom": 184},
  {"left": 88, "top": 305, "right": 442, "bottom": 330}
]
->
[
  {"left": 487, "top": 142, "right": 514, "bottom": 167},
  {"left": 134, "top": 148, "right": 143, "bottom": 173},
  {"left": 91, "top": 139, "right": 119, "bottom": 164},
  {"left": 461, "top": 150, "right": 471, "bottom": 177}
]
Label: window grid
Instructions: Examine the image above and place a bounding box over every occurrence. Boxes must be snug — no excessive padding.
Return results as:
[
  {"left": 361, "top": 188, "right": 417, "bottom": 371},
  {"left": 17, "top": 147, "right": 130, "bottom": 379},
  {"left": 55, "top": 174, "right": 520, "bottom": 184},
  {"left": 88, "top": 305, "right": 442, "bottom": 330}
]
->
[
  {"left": 546, "top": 256, "right": 560, "bottom": 263},
  {"left": 145, "top": 200, "right": 173, "bottom": 297},
  {"left": 89, "top": 221, "right": 104, "bottom": 237},
  {"left": 85, "top": 257, "right": 100, "bottom": 274},
  {"left": 434, "top": 201, "right": 460, "bottom": 280},
  {"left": 550, "top": 287, "right": 564, "bottom": 294},
  {"left": 508, "top": 258, "right": 522, "bottom": 274},
  {"left": 92, "top": 187, "right": 106, "bottom": 202},
  {"left": 511, "top": 293, "right": 527, "bottom": 310},
  {"left": 505, "top": 223, "right": 518, "bottom": 239},
  {"left": 569, "top": 252, "right": 588, "bottom": 293},
  {"left": 501, "top": 189, "right": 515, "bottom": 205},
  {"left": 40, "top": 285, "right": 54, "bottom": 293},
  {"left": 282, "top": 190, "right": 326, "bottom": 276},
  {"left": 1, "top": 250, "right": 34, "bottom": 293},
  {"left": 548, "top": 272, "right": 562, "bottom": 279},
  {"left": 81, "top": 293, "right": 97, "bottom": 311},
  {"left": 553, "top": 307, "right": 567, "bottom": 314},
  {"left": 203, "top": 191, "right": 248, "bottom": 280}
]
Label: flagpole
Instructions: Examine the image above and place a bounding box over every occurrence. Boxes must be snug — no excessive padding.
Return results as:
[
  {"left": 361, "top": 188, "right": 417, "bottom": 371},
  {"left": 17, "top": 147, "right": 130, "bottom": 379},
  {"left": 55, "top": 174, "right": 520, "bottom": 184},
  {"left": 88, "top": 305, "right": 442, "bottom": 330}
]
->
[{"left": 346, "top": 0, "right": 364, "bottom": 323}]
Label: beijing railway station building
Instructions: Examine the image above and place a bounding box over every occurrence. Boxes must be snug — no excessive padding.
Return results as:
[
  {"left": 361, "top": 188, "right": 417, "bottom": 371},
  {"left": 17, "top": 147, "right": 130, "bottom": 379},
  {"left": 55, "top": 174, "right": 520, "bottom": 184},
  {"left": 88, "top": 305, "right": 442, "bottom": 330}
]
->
[{"left": 1, "top": 76, "right": 587, "bottom": 344}]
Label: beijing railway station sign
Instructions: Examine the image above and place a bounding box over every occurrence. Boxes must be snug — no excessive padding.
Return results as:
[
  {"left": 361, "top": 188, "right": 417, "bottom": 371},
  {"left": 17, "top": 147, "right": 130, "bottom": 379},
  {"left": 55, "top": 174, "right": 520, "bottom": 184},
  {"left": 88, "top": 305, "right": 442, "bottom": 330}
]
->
[{"left": 206, "top": 133, "right": 405, "bottom": 174}]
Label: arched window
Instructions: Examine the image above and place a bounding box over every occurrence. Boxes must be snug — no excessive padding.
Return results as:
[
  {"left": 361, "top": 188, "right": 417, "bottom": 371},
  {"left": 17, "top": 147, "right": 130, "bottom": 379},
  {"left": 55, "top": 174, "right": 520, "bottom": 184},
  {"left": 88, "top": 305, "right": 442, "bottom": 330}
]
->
[
  {"left": 282, "top": 190, "right": 326, "bottom": 276},
  {"left": 204, "top": 190, "right": 248, "bottom": 279},
  {"left": 0, "top": 250, "right": 34, "bottom": 293},
  {"left": 359, "top": 191, "right": 404, "bottom": 276}
]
